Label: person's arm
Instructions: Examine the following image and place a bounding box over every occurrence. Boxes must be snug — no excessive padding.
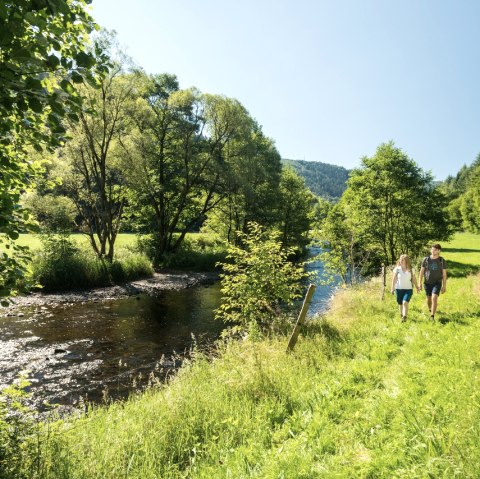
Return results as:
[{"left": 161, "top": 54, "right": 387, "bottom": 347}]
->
[
  {"left": 412, "top": 269, "right": 420, "bottom": 292},
  {"left": 418, "top": 266, "right": 425, "bottom": 290},
  {"left": 442, "top": 268, "right": 447, "bottom": 293},
  {"left": 391, "top": 269, "right": 397, "bottom": 294}
]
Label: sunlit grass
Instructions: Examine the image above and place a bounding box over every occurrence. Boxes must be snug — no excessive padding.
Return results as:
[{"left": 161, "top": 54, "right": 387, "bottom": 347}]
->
[
  {"left": 15, "top": 233, "right": 139, "bottom": 252},
  {"left": 8, "top": 232, "right": 480, "bottom": 478}
]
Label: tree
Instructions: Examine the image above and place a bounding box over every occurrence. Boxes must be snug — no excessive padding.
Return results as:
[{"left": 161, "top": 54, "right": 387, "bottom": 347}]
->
[
  {"left": 215, "top": 222, "right": 309, "bottom": 332},
  {"left": 319, "top": 142, "right": 452, "bottom": 281},
  {"left": 459, "top": 164, "right": 480, "bottom": 233},
  {"left": 319, "top": 200, "right": 375, "bottom": 284},
  {"left": 277, "top": 166, "right": 316, "bottom": 250},
  {"left": 0, "top": 0, "right": 106, "bottom": 301},
  {"left": 125, "top": 74, "right": 256, "bottom": 260},
  {"left": 61, "top": 60, "right": 138, "bottom": 260},
  {"left": 202, "top": 127, "right": 283, "bottom": 244}
]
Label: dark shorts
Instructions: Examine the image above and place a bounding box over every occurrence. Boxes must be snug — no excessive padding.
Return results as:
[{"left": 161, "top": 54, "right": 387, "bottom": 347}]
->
[
  {"left": 396, "top": 289, "right": 413, "bottom": 304},
  {"left": 424, "top": 282, "right": 442, "bottom": 296}
]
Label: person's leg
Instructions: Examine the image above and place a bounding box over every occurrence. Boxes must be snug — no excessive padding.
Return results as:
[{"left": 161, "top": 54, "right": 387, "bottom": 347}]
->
[
  {"left": 396, "top": 290, "right": 403, "bottom": 318},
  {"left": 424, "top": 284, "right": 433, "bottom": 314},
  {"left": 431, "top": 294, "right": 439, "bottom": 316},
  {"left": 430, "top": 283, "right": 441, "bottom": 320},
  {"left": 402, "top": 291, "right": 412, "bottom": 322}
]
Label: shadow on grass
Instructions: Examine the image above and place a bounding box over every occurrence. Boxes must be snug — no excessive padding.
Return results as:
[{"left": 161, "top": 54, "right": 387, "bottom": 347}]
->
[
  {"left": 303, "top": 318, "right": 343, "bottom": 342},
  {"left": 443, "top": 247, "right": 480, "bottom": 253},
  {"left": 438, "top": 311, "right": 480, "bottom": 325},
  {"left": 443, "top": 260, "right": 480, "bottom": 278},
  {"left": 438, "top": 315, "right": 469, "bottom": 326}
]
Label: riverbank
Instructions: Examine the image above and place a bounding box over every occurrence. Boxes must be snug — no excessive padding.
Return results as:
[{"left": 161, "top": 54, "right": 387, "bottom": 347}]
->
[
  {"left": 3, "top": 233, "right": 480, "bottom": 478},
  {"left": 2, "top": 271, "right": 219, "bottom": 316}
]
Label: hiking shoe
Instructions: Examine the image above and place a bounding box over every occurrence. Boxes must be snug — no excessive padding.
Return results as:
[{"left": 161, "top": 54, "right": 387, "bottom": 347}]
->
[
  {"left": 401, "top": 316, "right": 407, "bottom": 323},
  {"left": 430, "top": 315, "right": 435, "bottom": 321}
]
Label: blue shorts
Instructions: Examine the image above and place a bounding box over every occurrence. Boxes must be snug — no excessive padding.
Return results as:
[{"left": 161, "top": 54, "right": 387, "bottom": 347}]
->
[
  {"left": 424, "top": 282, "right": 442, "bottom": 296},
  {"left": 396, "top": 289, "right": 413, "bottom": 304}
]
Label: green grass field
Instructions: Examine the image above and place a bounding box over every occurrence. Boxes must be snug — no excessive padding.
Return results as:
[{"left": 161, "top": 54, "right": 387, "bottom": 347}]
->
[
  {"left": 15, "top": 233, "right": 139, "bottom": 252},
  {"left": 7, "top": 232, "right": 480, "bottom": 478}
]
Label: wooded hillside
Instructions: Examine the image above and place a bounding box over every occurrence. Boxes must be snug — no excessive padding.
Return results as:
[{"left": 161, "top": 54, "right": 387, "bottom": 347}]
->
[{"left": 282, "top": 159, "right": 350, "bottom": 200}]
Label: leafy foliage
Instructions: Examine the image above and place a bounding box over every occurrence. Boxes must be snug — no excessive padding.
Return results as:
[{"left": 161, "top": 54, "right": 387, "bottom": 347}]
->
[
  {"left": 455, "top": 162, "right": 480, "bottom": 233},
  {"left": 32, "top": 234, "right": 153, "bottom": 290},
  {"left": 319, "top": 142, "right": 453, "bottom": 282},
  {"left": 0, "top": 373, "right": 34, "bottom": 479},
  {"left": 215, "top": 222, "right": 310, "bottom": 331},
  {"left": 277, "top": 166, "right": 316, "bottom": 250},
  {"left": 0, "top": 0, "right": 107, "bottom": 299}
]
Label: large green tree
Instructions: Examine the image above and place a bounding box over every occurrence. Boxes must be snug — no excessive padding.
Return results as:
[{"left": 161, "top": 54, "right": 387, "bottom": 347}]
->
[
  {"left": 0, "top": 0, "right": 105, "bottom": 300},
  {"left": 203, "top": 127, "right": 283, "bottom": 244},
  {"left": 61, "top": 61, "right": 138, "bottom": 260},
  {"left": 320, "top": 142, "right": 452, "bottom": 281},
  {"left": 459, "top": 164, "right": 480, "bottom": 233},
  {"left": 277, "top": 166, "right": 316, "bottom": 250},
  {"left": 125, "top": 74, "right": 256, "bottom": 259}
]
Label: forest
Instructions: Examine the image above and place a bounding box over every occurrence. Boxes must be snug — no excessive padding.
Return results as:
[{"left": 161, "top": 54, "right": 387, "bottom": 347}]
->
[{"left": 1, "top": 2, "right": 479, "bottom": 300}]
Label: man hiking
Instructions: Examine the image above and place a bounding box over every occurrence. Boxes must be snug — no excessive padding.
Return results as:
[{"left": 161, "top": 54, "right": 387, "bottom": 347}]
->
[{"left": 418, "top": 243, "right": 447, "bottom": 321}]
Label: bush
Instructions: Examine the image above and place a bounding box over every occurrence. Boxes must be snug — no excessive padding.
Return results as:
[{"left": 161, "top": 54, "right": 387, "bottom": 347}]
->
[
  {"left": 215, "top": 222, "right": 311, "bottom": 333},
  {"left": 138, "top": 233, "right": 227, "bottom": 271},
  {"left": 32, "top": 235, "right": 153, "bottom": 291},
  {"left": 0, "top": 374, "right": 34, "bottom": 479}
]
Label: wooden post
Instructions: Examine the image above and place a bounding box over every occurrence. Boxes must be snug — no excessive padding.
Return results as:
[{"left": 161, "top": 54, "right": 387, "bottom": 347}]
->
[
  {"left": 381, "top": 263, "right": 386, "bottom": 300},
  {"left": 286, "top": 284, "right": 316, "bottom": 352}
]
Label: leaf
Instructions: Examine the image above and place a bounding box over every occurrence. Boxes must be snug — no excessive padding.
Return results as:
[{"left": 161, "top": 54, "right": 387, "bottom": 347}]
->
[
  {"left": 25, "top": 77, "right": 43, "bottom": 91},
  {"left": 28, "top": 97, "right": 43, "bottom": 113},
  {"left": 60, "top": 79, "right": 75, "bottom": 94},
  {"left": 47, "top": 54, "right": 60, "bottom": 69},
  {"left": 70, "top": 71, "right": 84, "bottom": 84},
  {"left": 75, "top": 51, "right": 95, "bottom": 68}
]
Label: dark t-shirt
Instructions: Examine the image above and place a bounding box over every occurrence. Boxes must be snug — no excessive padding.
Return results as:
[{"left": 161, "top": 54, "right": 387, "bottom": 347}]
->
[{"left": 421, "top": 256, "right": 446, "bottom": 284}]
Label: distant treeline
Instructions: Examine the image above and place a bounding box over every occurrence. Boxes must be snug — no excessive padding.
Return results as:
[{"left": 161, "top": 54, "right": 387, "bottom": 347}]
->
[{"left": 282, "top": 159, "right": 350, "bottom": 201}]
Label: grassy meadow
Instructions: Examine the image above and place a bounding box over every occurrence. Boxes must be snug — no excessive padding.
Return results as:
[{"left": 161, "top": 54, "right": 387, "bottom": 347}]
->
[
  {"left": 15, "top": 233, "right": 139, "bottom": 252},
  {"left": 6, "top": 233, "right": 480, "bottom": 478}
]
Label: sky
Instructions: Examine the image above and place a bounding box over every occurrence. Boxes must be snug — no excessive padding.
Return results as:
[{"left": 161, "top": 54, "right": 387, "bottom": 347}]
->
[{"left": 89, "top": 0, "right": 480, "bottom": 181}]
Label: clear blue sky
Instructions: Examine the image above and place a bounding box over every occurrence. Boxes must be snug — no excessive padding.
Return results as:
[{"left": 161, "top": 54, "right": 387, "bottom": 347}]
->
[{"left": 90, "top": 0, "right": 480, "bottom": 180}]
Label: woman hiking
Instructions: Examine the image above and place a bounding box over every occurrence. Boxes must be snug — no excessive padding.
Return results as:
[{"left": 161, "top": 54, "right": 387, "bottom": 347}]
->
[{"left": 391, "top": 254, "right": 420, "bottom": 322}]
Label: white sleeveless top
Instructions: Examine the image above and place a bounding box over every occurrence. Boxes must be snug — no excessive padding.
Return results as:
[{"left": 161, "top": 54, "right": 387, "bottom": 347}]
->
[{"left": 393, "top": 266, "right": 413, "bottom": 289}]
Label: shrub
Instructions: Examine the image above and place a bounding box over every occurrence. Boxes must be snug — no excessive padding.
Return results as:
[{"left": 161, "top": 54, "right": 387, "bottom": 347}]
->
[
  {"left": 31, "top": 235, "right": 153, "bottom": 291},
  {"left": 138, "top": 233, "right": 227, "bottom": 271},
  {"left": 215, "top": 222, "right": 311, "bottom": 332},
  {"left": 0, "top": 374, "right": 34, "bottom": 479}
]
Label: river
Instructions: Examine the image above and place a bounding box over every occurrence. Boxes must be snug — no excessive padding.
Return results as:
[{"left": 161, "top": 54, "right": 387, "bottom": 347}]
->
[{"left": 0, "top": 252, "right": 336, "bottom": 411}]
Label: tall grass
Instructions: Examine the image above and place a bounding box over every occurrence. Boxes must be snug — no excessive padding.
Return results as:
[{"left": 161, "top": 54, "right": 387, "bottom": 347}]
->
[
  {"left": 31, "top": 235, "right": 153, "bottom": 291},
  {"left": 5, "top": 232, "right": 480, "bottom": 478}
]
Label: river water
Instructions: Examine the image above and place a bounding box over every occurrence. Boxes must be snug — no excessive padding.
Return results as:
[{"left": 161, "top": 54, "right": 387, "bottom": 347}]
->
[{"left": 0, "top": 252, "right": 335, "bottom": 411}]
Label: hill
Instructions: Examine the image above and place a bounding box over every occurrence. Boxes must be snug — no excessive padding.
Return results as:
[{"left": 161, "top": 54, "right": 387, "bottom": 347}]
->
[{"left": 283, "top": 158, "right": 350, "bottom": 201}]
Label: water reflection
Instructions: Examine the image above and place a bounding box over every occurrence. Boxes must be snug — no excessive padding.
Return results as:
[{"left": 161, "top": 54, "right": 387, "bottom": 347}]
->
[
  {"left": 0, "top": 254, "right": 337, "bottom": 410},
  {"left": 0, "top": 284, "right": 224, "bottom": 409}
]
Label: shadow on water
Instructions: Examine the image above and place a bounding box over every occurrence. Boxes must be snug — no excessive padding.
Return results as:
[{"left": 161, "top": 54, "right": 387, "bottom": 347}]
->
[{"left": 0, "top": 283, "right": 225, "bottom": 410}]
